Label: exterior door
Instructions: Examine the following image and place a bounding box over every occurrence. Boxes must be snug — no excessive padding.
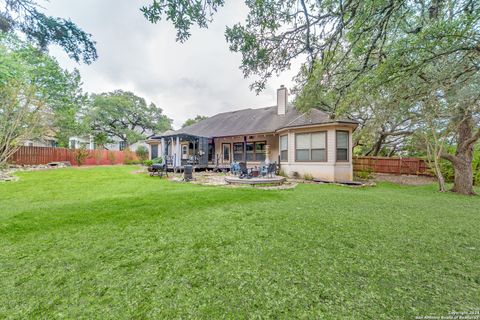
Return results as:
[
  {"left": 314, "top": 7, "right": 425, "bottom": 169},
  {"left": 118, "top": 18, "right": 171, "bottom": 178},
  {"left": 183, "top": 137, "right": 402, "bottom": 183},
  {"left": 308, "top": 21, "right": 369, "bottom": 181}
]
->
[
  {"left": 222, "top": 143, "right": 231, "bottom": 164},
  {"left": 151, "top": 144, "right": 158, "bottom": 160}
]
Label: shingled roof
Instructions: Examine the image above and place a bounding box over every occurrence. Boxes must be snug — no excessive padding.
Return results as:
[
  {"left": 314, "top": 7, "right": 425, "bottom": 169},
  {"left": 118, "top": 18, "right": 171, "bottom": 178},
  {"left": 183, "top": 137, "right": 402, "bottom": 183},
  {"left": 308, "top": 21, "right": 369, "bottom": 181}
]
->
[{"left": 155, "top": 106, "right": 357, "bottom": 139}]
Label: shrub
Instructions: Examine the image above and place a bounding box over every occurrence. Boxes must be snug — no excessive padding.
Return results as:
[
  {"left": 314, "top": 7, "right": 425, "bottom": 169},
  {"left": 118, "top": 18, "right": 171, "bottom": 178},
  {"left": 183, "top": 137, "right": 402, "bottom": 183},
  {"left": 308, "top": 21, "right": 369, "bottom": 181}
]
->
[
  {"left": 94, "top": 150, "right": 103, "bottom": 165},
  {"left": 124, "top": 159, "right": 141, "bottom": 165},
  {"left": 278, "top": 169, "right": 288, "bottom": 177},
  {"left": 123, "top": 148, "right": 135, "bottom": 165},
  {"left": 356, "top": 168, "right": 373, "bottom": 180},
  {"left": 303, "top": 173, "right": 314, "bottom": 181},
  {"left": 292, "top": 171, "right": 300, "bottom": 179},
  {"left": 107, "top": 151, "right": 116, "bottom": 165},
  {"left": 74, "top": 146, "right": 90, "bottom": 166},
  {"left": 144, "top": 160, "right": 153, "bottom": 167},
  {"left": 135, "top": 146, "right": 149, "bottom": 162},
  {"left": 152, "top": 157, "right": 163, "bottom": 164}
]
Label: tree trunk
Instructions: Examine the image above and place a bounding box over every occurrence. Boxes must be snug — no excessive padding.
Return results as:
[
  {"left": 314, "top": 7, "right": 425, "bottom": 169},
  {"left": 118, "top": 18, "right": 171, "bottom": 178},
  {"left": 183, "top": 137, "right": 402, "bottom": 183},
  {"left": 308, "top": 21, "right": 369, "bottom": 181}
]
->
[
  {"left": 451, "top": 156, "right": 474, "bottom": 195},
  {"left": 433, "top": 159, "right": 446, "bottom": 192},
  {"left": 451, "top": 112, "right": 476, "bottom": 195}
]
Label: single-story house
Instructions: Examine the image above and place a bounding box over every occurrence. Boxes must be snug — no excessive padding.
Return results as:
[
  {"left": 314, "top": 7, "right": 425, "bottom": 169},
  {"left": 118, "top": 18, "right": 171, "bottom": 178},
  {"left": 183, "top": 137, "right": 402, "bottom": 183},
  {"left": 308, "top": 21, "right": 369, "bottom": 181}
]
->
[
  {"left": 147, "top": 86, "right": 358, "bottom": 182},
  {"left": 69, "top": 135, "right": 149, "bottom": 152}
]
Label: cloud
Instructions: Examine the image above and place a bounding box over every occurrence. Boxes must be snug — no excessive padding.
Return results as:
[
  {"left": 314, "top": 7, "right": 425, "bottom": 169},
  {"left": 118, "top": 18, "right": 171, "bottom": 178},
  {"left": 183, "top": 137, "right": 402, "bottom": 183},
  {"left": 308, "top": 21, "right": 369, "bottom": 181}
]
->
[{"left": 45, "top": 0, "right": 298, "bottom": 128}]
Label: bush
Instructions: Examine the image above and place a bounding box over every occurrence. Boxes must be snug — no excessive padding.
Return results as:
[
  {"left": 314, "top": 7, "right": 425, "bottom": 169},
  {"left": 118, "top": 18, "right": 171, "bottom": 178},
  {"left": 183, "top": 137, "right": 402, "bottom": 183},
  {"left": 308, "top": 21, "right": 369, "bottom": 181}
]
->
[
  {"left": 144, "top": 160, "right": 153, "bottom": 167},
  {"left": 123, "top": 149, "right": 135, "bottom": 165},
  {"left": 107, "top": 151, "right": 116, "bottom": 165},
  {"left": 124, "top": 160, "right": 141, "bottom": 165},
  {"left": 135, "top": 146, "right": 149, "bottom": 162},
  {"left": 152, "top": 157, "right": 163, "bottom": 164},
  {"left": 303, "top": 173, "right": 314, "bottom": 181},
  {"left": 278, "top": 169, "right": 288, "bottom": 177},
  {"left": 356, "top": 168, "right": 373, "bottom": 180},
  {"left": 74, "top": 146, "right": 90, "bottom": 166}
]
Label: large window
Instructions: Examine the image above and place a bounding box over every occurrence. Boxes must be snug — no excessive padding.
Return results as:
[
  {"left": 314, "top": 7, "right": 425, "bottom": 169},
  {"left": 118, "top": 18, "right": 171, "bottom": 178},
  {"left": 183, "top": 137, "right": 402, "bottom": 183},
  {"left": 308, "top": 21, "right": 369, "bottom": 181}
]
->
[
  {"left": 295, "top": 132, "right": 327, "bottom": 162},
  {"left": 232, "top": 141, "right": 266, "bottom": 162},
  {"left": 280, "top": 135, "right": 288, "bottom": 161},
  {"left": 119, "top": 141, "right": 126, "bottom": 151},
  {"left": 255, "top": 142, "right": 266, "bottom": 161},
  {"left": 233, "top": 143, "right": 244, "bottom": 161},
  {"left": 336, "top": 131, "right": 349, "bottom": 162}
]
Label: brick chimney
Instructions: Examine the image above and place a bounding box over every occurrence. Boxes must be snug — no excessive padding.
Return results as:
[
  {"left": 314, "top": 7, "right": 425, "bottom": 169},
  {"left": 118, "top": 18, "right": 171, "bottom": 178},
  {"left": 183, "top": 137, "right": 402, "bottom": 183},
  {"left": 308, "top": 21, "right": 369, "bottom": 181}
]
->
[{"left": 277, "top": 85, "right": 288, "bottom": 115}]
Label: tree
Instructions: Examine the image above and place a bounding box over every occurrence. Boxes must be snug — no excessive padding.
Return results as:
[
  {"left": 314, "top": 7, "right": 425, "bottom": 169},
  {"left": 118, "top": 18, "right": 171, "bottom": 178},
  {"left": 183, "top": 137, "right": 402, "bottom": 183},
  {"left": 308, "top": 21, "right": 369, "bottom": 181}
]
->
[
  {"left": 0, "top": 81, "right": 45, "bottom": 167},
  {"left": 0, "top": 0, "right": 97, "bottom": 63},
  {"left": 141, "top": 0, "right": 480, "bottom": 195},
  {"left": 86, "top": 90, "right": 172, "bottom": 147},
  {"left": 1, "top": 34, "right": 88, "bottom": 147},
  {"left": 182, "top": 115, "right": 208, "bottom": 128}
]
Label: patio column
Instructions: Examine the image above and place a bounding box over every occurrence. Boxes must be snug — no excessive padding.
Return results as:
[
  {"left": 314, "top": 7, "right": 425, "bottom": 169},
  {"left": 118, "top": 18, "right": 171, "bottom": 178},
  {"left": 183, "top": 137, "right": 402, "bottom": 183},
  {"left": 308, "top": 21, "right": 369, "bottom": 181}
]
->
[
  {"left": 171, "top": 137, "right": 174, "bottom": 166},
  {"left": 176, "top": 136, "right": 181, "bottom": 167},
  {"left": 265, "top": 144, "right": 270, "bottom": 164},
  {"left": 243, "top": 136, "right": 247, "bottom": 166},
  {"left": 161, "top": 138, "right": 165, "bottom": 159}
]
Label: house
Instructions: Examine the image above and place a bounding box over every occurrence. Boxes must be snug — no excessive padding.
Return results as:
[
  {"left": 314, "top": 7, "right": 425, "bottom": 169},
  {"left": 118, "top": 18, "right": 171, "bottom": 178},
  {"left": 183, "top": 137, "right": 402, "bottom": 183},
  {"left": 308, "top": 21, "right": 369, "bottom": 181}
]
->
[
  {"left": 147, "top": 86, "right": 358, "bottom": 182},
  {"left": 23, "top": 138, "right": 58, "bottom": 148},
  {"left": 68, "top": 135, "right": 149, "bottom": 152}
]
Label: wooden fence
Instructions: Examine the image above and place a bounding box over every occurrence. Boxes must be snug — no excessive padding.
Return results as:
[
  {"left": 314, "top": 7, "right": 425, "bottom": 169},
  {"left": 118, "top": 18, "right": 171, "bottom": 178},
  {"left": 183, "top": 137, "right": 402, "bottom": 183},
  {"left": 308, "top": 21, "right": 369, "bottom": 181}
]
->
[
  {"left": 353, "top": 156, "right": 431, "bottom": 175},
  {"left": 9, "top": 146, "right": 138, "bottom": 166}
]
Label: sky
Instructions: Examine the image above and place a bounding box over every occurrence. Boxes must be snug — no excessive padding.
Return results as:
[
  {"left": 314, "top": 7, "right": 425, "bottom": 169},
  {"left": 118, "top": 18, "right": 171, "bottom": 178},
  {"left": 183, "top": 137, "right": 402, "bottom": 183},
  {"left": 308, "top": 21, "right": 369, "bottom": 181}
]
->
[{"left": 44, "top": 0, "right": 298, "bottom": 129}]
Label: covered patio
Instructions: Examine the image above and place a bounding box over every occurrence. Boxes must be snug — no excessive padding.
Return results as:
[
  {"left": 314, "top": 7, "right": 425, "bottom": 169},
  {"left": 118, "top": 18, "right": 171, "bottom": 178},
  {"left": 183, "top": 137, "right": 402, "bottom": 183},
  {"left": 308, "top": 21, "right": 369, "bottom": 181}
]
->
[{"left": 148, "top": 133, "right": 212, "bottom": 171}]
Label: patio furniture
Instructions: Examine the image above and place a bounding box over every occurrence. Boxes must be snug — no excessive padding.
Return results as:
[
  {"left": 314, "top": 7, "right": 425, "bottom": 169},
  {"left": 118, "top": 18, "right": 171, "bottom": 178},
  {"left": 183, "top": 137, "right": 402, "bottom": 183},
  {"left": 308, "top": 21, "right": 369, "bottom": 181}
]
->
[
  {"left": 183, "top": 165, "right": 194, "bottom": 181},
  {"left": 266, "top": 163, "right": 277, "bottom": 178},
  {"left": 149, "top": 163, "right": 168, "bottom": 178},
  {"left": 259, "top": 162, "right": 277, "bottom": 178},
  {"left": 187, "top": 155, "right": 199, "bottom": 165},
  {"left": 230, "top": 161, "right": 241, "bottom": 175},
  {"left": 260, "top": 163, "right": 268, "bottom": 177},
  {"left": 239, "top": 162, "right": 252, "bottom": 179}
]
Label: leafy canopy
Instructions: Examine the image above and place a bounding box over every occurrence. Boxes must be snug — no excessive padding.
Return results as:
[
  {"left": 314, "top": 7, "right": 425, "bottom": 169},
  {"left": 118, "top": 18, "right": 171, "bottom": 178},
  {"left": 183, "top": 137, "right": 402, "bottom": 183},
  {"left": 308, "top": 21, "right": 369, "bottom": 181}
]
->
[
  {"left": 1, "top": 33, "right": 88, "bottom": 146},
  {"left": 0, "top": 0, "right": 97, "bottom": 63},
  {"left": 182, "top": 115, "right": 208, "bottom": 128},
  {"left": 86, "top": 90, "right": 172, "bottom": 146}
]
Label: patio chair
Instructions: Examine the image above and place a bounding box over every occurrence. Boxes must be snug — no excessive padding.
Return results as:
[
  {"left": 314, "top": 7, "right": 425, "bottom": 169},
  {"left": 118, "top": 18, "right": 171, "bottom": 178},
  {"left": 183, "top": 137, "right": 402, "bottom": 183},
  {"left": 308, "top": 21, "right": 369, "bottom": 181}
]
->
[
  {"left": 260, "top": 163, "right": 269, "bottom": 177},
  {"left": 238, "top": 162, "right": 252, "bottom": 179},
  {"left": 150, "top": 163, "right": 168, "bottom": 178},
  {"left": 267, "top": 163, "right": 277, "bottom": 178},
  {"left": 230, "top": 161, "right": 241, "bottom": 175}
]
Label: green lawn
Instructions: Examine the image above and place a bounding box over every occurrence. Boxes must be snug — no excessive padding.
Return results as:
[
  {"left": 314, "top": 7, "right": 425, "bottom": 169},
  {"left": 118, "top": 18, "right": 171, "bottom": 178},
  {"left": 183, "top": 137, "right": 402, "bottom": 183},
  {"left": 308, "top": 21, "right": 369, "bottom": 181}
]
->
[{"left": 0, "top": 166, "right": 479, "bottom": 319}]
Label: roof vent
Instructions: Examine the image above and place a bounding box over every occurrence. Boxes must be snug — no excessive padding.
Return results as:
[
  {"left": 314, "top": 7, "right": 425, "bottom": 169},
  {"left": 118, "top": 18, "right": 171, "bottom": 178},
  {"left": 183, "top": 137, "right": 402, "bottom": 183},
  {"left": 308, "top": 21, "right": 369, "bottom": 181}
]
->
[{"left": 277, "top": 85, "right": 288, "bottom": 115}]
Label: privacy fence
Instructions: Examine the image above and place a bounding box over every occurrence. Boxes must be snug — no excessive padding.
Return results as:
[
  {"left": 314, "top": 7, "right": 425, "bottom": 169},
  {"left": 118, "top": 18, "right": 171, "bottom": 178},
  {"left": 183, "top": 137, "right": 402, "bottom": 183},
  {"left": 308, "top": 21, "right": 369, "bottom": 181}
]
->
[
  {"left": 353, "top": 156, "right": 431, "bottom": 175},
  {"left": 9, "top": 146, "right": 138, "bottom": 166}
]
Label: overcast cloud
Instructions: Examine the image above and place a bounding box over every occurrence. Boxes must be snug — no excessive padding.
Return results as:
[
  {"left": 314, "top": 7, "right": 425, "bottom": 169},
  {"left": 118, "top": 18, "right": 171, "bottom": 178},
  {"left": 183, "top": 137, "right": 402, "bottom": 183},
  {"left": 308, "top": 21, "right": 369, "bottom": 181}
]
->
[{"left": 44, "top": 1, "right": 297, "bottom": 129}]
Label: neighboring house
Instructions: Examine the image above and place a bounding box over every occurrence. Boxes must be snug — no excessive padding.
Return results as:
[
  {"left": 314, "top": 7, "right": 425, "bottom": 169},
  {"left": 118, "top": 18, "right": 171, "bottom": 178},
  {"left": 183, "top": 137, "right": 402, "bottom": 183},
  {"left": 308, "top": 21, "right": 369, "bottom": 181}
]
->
[
  {"left": 68, "top": 135, "right": 149, "bottom": 151},
  {"left": 147, "top": 86, "right": 359, "bottom": 182},
  {"left": 23, "top": 138, "right": 58, "bottom": 148}
]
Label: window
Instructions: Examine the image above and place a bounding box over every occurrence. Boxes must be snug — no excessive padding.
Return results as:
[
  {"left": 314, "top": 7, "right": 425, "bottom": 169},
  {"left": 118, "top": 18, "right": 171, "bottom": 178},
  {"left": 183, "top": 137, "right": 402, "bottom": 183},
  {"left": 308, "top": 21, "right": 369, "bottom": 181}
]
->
[
  {"left": 119, "top": 141, "right": 126, "bottom": 151},
  {"left": 295, "top": 132, "right": 327, "bottom": 162},
  {"left": 280, "top": 135, "right": 288, "bottom": 161},
  {"left": 182, "top": 145, "right": 188, "bottom": 155},
  {"left": 255, "top": 142, "right": 266, "bottom": 161},
  {"left": 336, "top": 131, "right": 349, "bottom": 162},
  {"left": 246, "top": 142, "right": 254, "bottom": 161},
  {"left": 222, "top": 143, "right": 231, "bottom": 162},
  {"left": 233, "top": 143, "right": 243, "bottom": 161}
]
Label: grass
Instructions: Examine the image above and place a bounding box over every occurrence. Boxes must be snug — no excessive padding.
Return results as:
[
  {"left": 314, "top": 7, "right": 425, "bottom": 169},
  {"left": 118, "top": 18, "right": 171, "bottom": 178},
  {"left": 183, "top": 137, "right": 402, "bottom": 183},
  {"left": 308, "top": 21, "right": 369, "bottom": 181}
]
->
[{"left": 0, "top": 166, "right": 479, "bottom": 319}]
